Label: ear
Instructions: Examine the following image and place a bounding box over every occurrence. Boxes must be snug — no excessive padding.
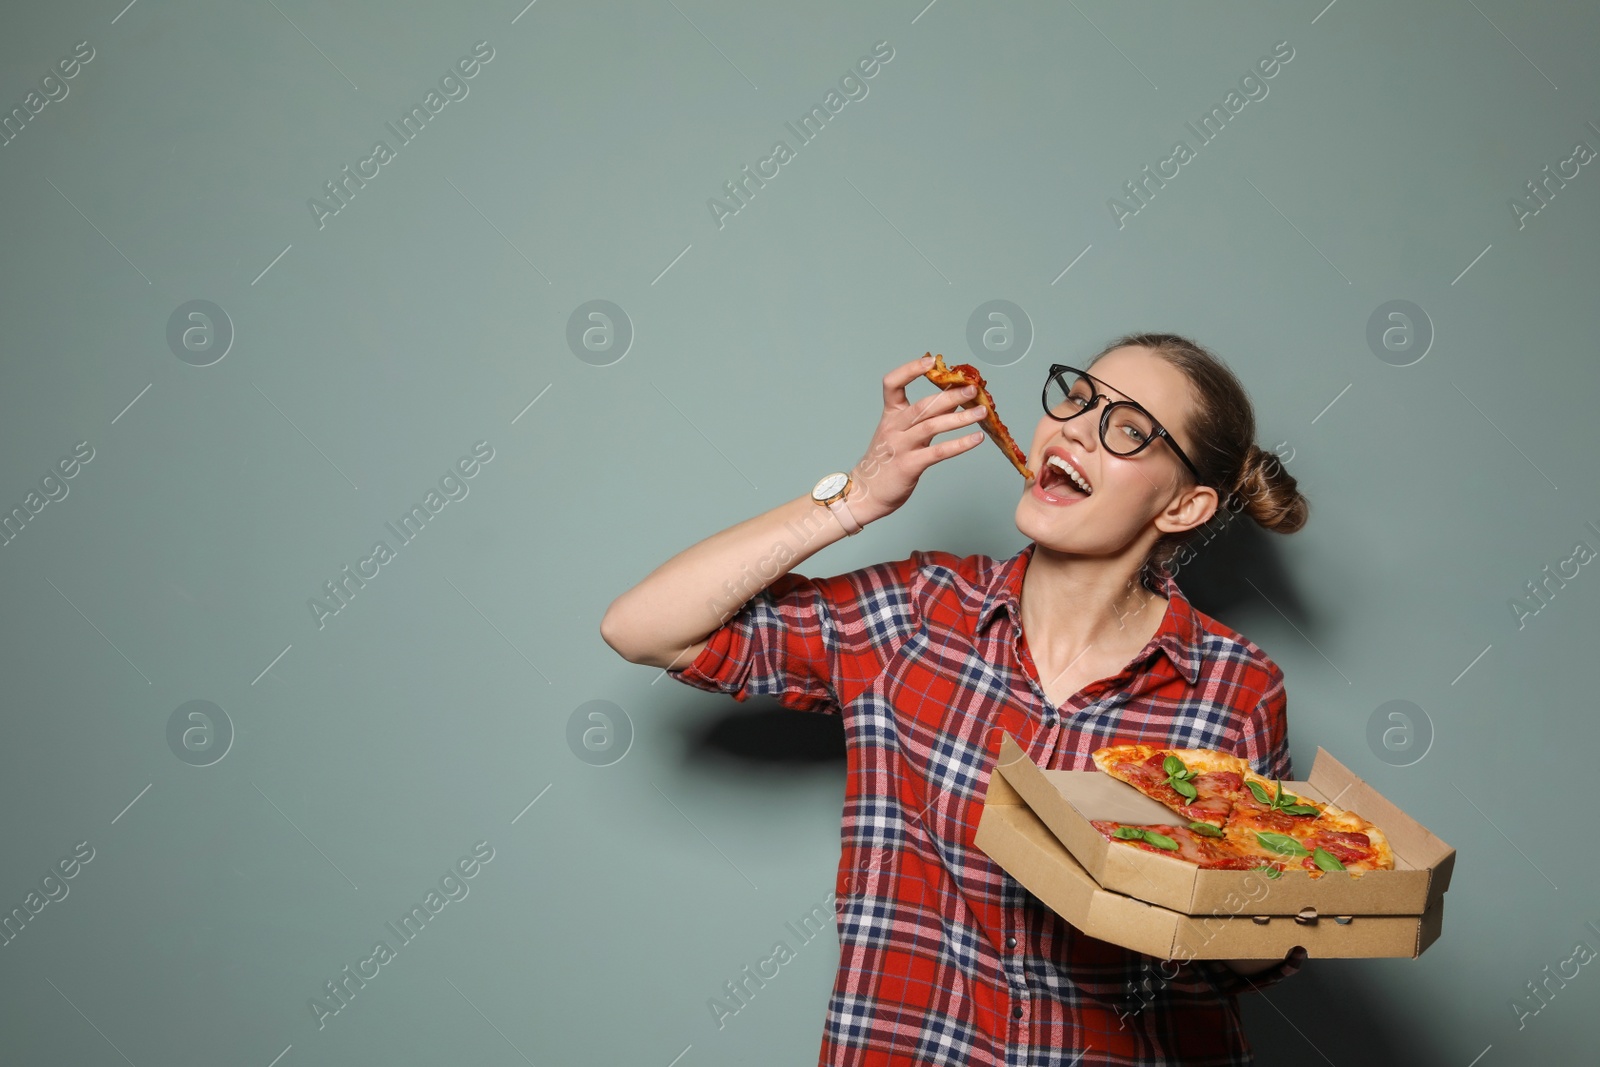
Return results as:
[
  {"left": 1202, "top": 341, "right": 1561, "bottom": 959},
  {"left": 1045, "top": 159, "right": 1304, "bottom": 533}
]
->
[{"left": 1153, "top": 483, "right": 1218, "bottom": 537}]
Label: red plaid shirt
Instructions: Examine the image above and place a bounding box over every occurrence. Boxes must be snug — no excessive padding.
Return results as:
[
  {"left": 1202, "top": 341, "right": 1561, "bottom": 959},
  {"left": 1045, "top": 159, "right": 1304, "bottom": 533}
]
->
[{"left": 668, "top": 541, "right": 1304, "bottom": 1066}]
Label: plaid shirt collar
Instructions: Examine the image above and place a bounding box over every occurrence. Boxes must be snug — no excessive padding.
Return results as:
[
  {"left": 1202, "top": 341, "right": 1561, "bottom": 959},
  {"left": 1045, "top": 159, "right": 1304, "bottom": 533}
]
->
[{"left": 975, "top": 542, "right": 1204, "bottom": 686}]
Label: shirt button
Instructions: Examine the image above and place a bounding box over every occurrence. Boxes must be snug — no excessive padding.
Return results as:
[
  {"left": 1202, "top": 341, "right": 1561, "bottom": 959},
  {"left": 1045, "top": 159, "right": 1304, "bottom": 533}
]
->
[
  {"left": 1006, "top": 936, "right": 1018, "bottom": 948},
  {"left": 1012, "top": 1005, "right": 1024, "bottom": 1019}
]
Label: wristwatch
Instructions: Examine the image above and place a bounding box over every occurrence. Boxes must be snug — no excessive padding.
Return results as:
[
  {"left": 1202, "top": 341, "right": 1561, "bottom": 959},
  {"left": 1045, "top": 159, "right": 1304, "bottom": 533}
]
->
[{"left": 812, "top": 471, "right": 862, "bottom": 535}]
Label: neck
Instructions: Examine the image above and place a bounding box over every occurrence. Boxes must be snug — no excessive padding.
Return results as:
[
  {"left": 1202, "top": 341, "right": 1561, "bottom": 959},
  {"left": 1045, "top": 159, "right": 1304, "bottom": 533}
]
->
[{"left": 1018, "top": 543, "right": 1165, "bottom": 666}]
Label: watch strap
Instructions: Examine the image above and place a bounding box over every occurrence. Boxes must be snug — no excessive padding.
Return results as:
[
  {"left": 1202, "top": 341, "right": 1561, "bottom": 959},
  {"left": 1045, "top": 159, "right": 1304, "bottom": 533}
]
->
[{"left": 828, "top": 495, "right": 862, "bottom": 535}]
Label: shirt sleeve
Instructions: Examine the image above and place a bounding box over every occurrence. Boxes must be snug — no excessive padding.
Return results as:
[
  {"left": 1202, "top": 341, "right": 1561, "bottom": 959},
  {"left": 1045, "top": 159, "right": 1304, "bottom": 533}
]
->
[{"left": 664, "top": 555, "right": 920, "bottom": 715}]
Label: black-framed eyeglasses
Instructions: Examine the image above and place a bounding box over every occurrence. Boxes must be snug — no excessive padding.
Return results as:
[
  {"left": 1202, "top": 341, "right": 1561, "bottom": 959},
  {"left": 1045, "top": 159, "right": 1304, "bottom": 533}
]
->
[{"left": 1041, "top": 364, "right": 1207, "bottom": 486}]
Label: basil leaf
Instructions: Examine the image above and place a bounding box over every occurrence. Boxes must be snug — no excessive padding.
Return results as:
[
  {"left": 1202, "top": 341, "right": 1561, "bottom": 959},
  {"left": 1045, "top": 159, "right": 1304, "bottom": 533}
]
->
[
  {"left": 1111, "top": 826, "right": 1147, "bottom": 840},
  {"left": 1251, "top": 864, "right": 1283, "bottom": 880},
  {"left": 1142, "top": 831, "right": 1179, "bottom": 851},
  {"left": 1179, "top": 768, "right": 1197, "bottom": 781},
  {"left": 1169, "top": 777, "right": 1198, "bottom": 801},
  {"left": 1245, "top": 780, "right": 1272, "bottom": 806},
  {"left": 1254, "top": 831, "right": 1310, "bottom": 857},
  {"left": 1162, "top": 754, "right": 1184, "bottom": 777},
  {"left": 1187, "top": 820, "right": 1225, "bottom": 837},
  {"left": 1312, "top": 847, "right": 1346, "bottom": 872},
  {"left": 1281, "top": 803, "right": 1321, "bottom": 816},
  {"left": 1272, "top": 779, "right": 1284, "bottom": 807}
]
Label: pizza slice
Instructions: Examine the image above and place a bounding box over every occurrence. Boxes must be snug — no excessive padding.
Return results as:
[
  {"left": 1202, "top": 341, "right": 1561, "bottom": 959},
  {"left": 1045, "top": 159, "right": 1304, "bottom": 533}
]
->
[
  {"left": 1225, "top": 821, "right": 1393, "bottom": 877},
  {"left": 1091, "top": 743, "right": 1246, "bottom": 829},
  {"left": 922, "top": 353, "right": 1034, "bottom": 479},
  {"left": 1223, "top": 770, "right": 1394, "bottom": 876}
]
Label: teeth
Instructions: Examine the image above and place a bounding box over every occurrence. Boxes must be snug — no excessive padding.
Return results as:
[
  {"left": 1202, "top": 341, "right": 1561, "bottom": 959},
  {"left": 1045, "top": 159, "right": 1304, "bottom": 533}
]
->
[{"left": 1046, "top": 455, "right": 1091, "bottom": 494}]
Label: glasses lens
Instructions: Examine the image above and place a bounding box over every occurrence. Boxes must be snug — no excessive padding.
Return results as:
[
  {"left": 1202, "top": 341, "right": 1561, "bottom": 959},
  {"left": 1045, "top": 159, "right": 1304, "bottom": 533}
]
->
[
  {"left": 1104, "top": 402, "right": 1158, "bottom": 455},
  {"left": 1046, "top": 370, "right": 1160, "bottom": 455},
  {"left": 1044, "top": 370, "right": 1096, "bottom": 420}
]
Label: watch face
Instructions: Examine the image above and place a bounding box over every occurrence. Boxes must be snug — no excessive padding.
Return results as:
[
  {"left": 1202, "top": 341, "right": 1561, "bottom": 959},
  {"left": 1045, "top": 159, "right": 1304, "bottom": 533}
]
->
[{"left": 813, "top": 472, "right": 849, "bottom": 501}]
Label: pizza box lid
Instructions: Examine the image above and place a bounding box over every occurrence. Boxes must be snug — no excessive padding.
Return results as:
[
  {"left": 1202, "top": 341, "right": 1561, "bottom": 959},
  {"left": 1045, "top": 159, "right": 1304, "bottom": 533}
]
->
[
  {"left": 973, "top": 760, "right": 1445, "bottom": 959},
  {"left": 986, "top": 732, "right": 1456, "bottom": 918}
]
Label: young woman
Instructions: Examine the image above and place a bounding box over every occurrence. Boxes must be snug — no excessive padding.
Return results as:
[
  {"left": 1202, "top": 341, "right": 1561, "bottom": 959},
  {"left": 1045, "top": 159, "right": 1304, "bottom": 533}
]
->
[{"left": 602, "top": 333, "right": 1312, "bottom": 1066}]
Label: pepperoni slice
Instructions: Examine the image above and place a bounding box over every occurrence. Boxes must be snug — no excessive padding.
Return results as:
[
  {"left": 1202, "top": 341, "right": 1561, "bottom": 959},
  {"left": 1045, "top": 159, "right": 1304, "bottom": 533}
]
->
[{"left": 1304, "top": 830, "right": 1373, "bottom": 865}]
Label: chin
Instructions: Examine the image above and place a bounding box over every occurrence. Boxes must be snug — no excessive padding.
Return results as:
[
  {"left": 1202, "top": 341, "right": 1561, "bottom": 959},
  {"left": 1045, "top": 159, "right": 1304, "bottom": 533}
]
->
[
  {"left": 1013, "top": 490, "right": 1129, "bottom": 558},
  {"left": 1013, "top": 493, "right": 1073, "bottom": 548}
]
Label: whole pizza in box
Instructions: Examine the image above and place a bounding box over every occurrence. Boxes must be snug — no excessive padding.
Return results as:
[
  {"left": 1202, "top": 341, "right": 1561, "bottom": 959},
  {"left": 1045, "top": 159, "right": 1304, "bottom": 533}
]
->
[{"left": 1089, "top": 743, "right": 1396, "bottom": 878}]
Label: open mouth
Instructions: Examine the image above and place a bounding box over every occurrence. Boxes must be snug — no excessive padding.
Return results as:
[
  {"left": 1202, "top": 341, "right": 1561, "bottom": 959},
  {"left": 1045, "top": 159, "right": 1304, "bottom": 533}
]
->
[{"left": 1037, "top": 453, "right": 1092, "bottom": 497}]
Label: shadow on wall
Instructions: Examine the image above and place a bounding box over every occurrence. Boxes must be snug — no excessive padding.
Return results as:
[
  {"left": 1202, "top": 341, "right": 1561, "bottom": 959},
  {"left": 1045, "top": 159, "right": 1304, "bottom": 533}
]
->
[
  {"left": 1240, "top": 959, "right": 1443, "bottom": 1064},
  {"left": 1164, "top": 515, "right": 1312, "bottom": 633},
  {"left": 684, "top": 695, "right": 845, "bottom": 764}
]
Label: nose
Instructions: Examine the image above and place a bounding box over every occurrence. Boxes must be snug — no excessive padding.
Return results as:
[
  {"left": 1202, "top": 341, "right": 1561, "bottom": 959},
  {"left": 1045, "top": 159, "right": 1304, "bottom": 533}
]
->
[{"left": 1058, "top": 404, "right": 1100, "bottom": 455}]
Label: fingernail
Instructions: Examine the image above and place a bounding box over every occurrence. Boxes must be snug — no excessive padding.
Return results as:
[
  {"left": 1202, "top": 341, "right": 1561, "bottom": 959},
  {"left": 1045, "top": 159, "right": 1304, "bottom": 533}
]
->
[{"left": 963, "top": 384, "right": 977, "bottom": 395}]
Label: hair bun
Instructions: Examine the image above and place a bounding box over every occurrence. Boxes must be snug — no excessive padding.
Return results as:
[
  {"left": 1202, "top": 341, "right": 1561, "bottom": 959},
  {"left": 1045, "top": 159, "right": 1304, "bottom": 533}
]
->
[{"left": 1234, "top": 445, "right": 1308, "bottom": 534}]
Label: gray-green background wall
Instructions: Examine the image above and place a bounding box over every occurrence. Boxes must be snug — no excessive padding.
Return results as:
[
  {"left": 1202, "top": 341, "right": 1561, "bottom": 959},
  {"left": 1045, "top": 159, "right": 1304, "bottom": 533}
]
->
[{"left": 1, "top": 0, "right": 1594, "bottom": 1063}]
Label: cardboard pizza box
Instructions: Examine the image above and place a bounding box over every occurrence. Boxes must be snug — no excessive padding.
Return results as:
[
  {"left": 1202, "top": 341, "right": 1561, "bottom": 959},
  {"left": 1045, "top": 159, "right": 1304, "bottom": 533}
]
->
[
  {"left": 973, "top": 760, "right": 1445, "bottom": 959},
  {"left": 972, "top": 733, "right": 1454, "bottom": 958}
]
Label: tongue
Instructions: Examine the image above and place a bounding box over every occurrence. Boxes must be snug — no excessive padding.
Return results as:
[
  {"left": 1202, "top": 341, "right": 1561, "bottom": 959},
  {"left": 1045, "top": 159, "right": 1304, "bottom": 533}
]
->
[{"left": 1046, "top": 467, "right": 1086, "bottom": 495}]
